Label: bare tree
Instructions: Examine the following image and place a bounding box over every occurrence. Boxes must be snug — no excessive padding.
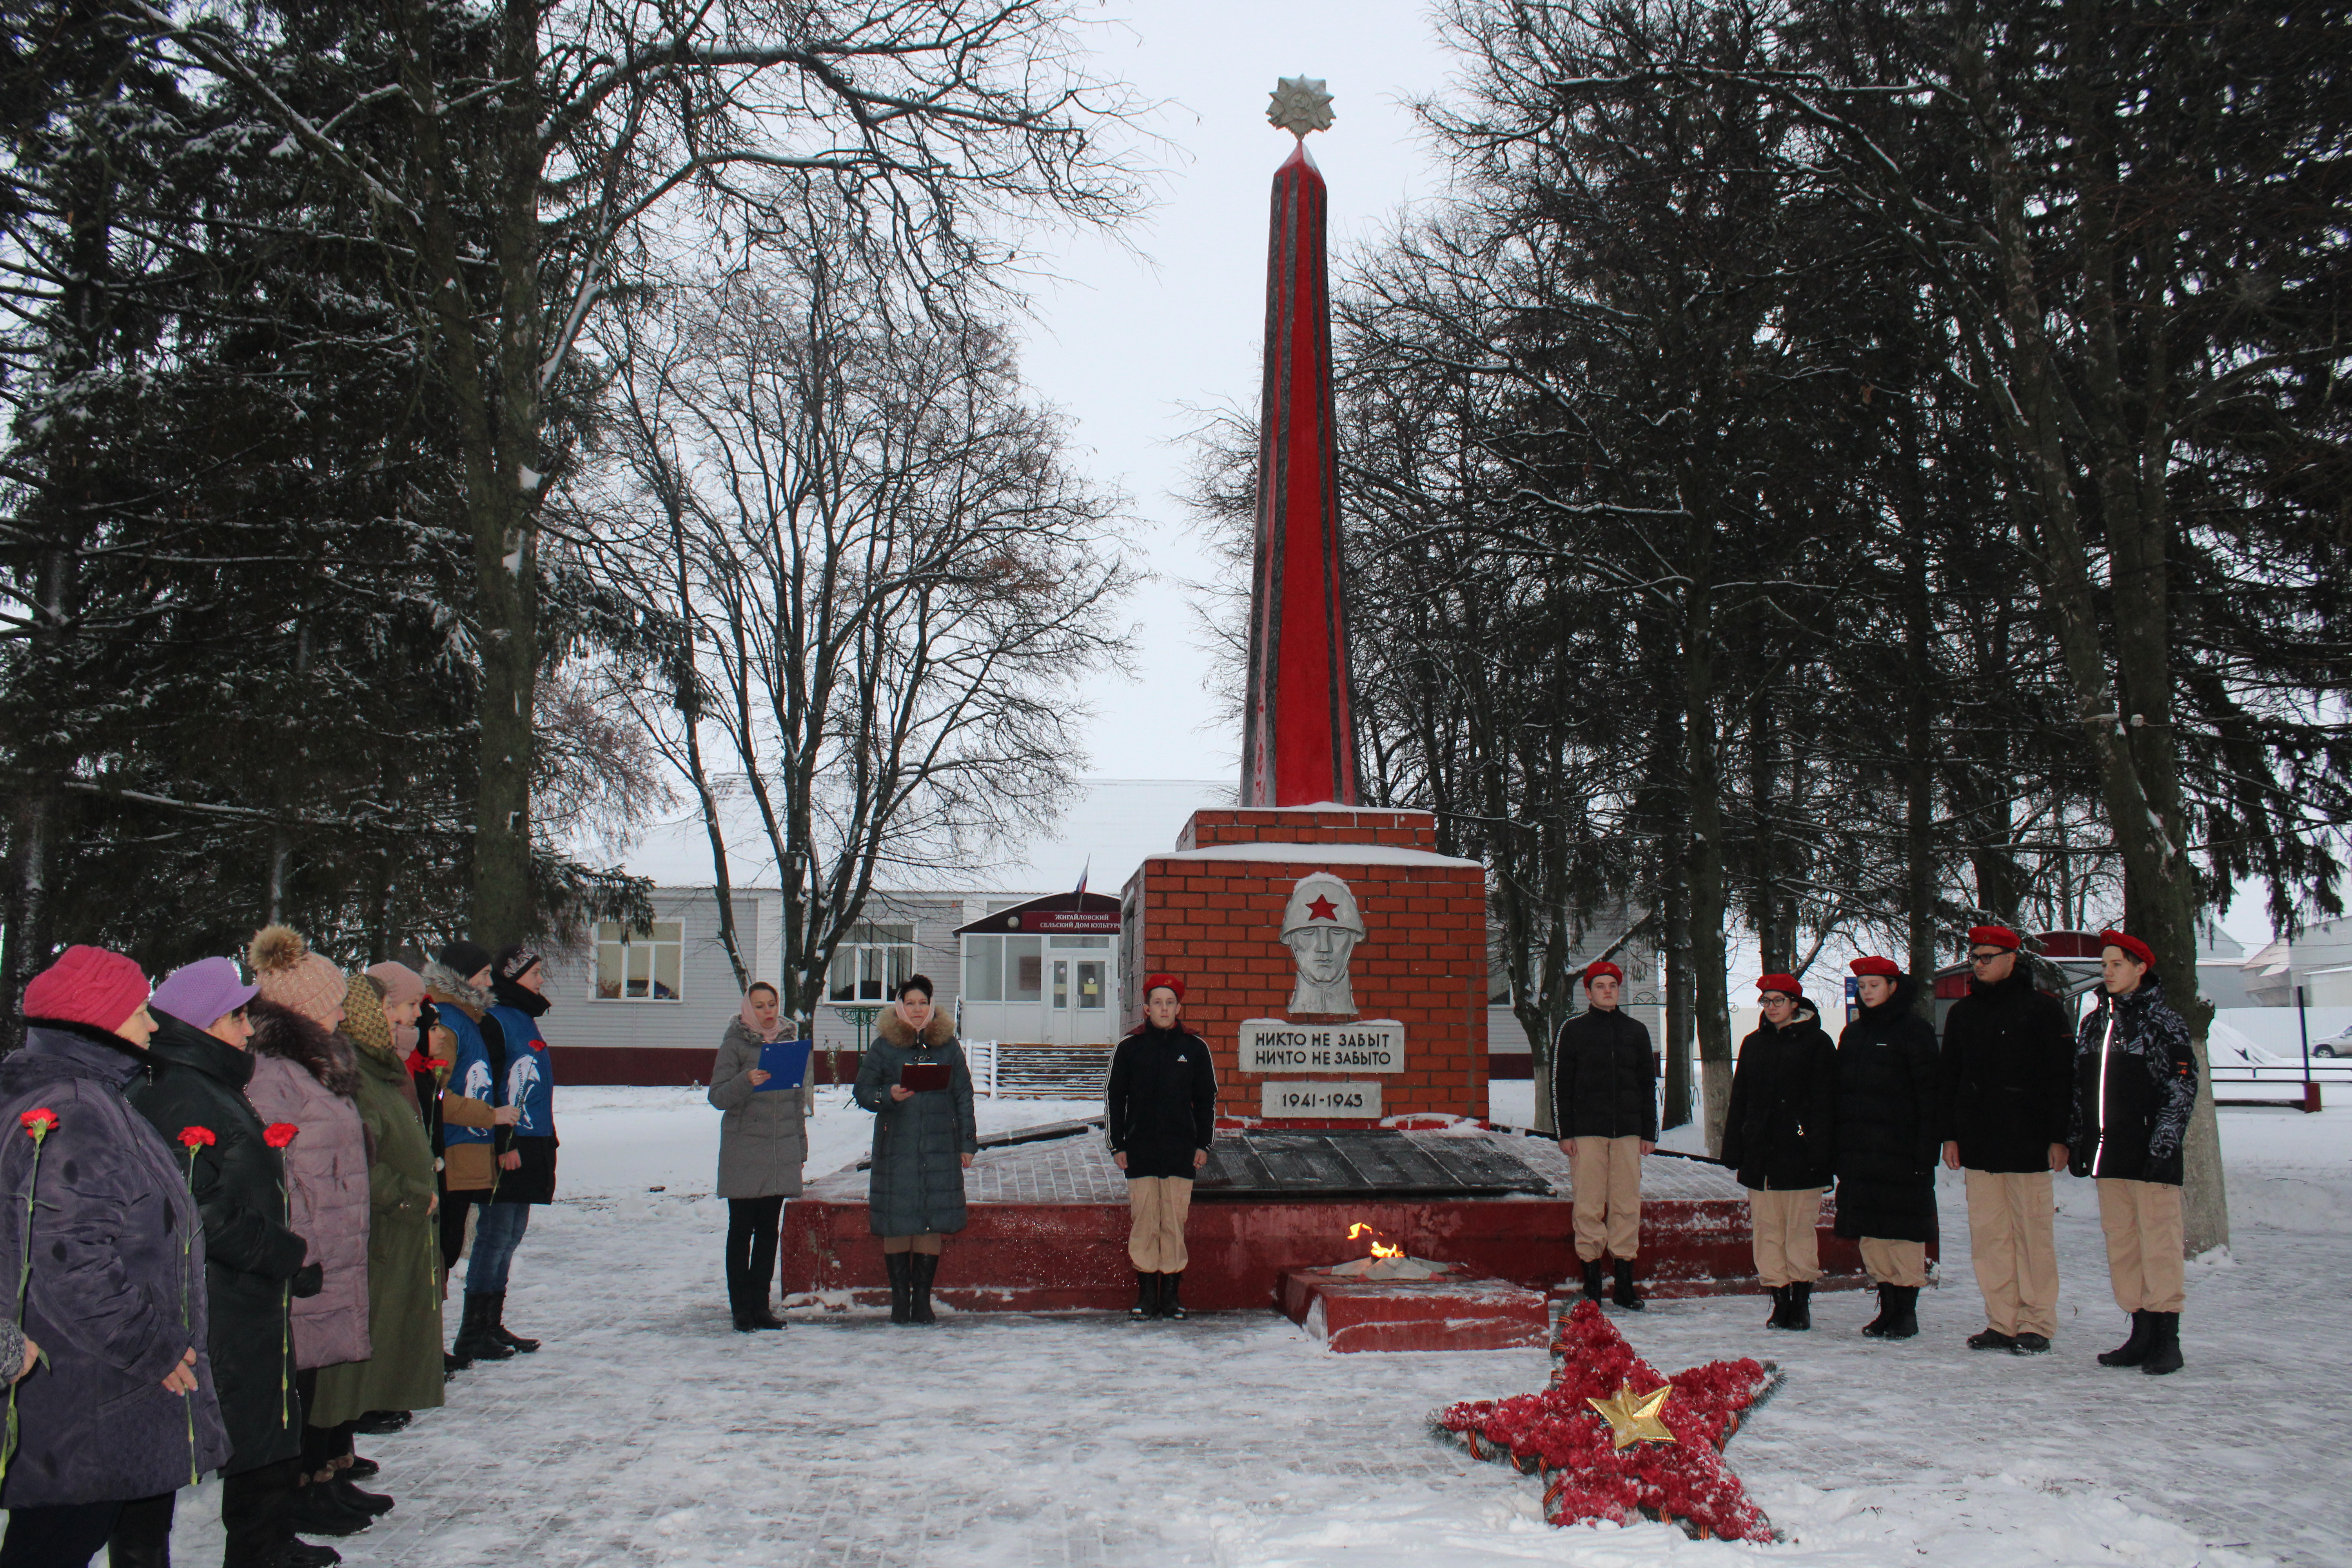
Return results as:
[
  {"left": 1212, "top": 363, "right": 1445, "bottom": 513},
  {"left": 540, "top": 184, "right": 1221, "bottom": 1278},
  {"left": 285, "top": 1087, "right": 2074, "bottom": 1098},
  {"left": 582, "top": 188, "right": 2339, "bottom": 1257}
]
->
[
  {"left": 124, "top": 0, "right": 1151, "bottom": 937},
  {"left": 580, "top": 204, "right": 1132, "bottom": 1018}
]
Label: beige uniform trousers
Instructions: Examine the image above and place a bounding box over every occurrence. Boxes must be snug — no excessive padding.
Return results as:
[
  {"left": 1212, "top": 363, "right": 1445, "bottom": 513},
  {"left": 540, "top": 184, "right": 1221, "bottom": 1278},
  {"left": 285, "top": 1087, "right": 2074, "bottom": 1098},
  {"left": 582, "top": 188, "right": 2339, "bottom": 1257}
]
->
[
  {"left": 1964, "top": 1169, "right": 2059, "bottom": 1336},
  {"left": 2096, "top": 1177, "right": 2185, "bottom": 1314},
  {"left": 1127, "top": 1175, "right": 1193, "bottom": 1272},
  {"left": 1570, "top": 1136, "right": 1644, "bottom": 1262},
  {"left": 1747, "top": 1187, "right": 1825, "bottom": 1287},
  {"left": 1858, "top": 1236, "right": 1929, "bottom": 1289}
]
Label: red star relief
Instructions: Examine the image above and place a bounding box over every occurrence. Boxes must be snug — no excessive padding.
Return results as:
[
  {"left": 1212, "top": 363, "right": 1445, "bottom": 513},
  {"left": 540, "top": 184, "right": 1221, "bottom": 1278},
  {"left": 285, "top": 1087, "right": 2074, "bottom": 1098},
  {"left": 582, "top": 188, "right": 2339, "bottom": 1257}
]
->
[
  {"left": 1305, "top": 895, "right": 1339, "bottom": 921},
  {"left": 1433, "top": 1300, "right": 1780, "bottom": 1542}
]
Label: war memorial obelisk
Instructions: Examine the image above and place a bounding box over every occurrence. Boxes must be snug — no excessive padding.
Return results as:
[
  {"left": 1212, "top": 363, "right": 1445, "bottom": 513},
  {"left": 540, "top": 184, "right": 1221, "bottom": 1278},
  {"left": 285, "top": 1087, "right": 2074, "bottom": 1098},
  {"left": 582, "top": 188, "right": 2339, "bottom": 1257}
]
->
[{"left": 1118, "top": 79, "right": 1489, "bottom": 1129}]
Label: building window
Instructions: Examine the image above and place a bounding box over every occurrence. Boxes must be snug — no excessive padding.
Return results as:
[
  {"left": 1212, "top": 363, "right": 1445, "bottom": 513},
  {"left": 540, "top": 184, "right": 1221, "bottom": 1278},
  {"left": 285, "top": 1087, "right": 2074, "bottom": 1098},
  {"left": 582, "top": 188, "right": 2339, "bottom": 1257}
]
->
[
  {"left": 828, "top": 922, "right": 915, "bottom": 1001},
  {"left": 962, "top": 934, "right": 1041, "bottom": 1002},
  {"left": 595, "top": 922, "right": 683, "bottom": 1001}
]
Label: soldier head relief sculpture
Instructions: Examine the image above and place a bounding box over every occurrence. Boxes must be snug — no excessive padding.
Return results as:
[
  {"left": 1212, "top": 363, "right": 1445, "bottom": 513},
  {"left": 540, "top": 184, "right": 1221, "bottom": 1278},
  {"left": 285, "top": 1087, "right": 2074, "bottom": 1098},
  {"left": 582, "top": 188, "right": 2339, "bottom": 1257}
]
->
[{"left": 1281, "top": 872, "right": 1364, "bottom": 1016}]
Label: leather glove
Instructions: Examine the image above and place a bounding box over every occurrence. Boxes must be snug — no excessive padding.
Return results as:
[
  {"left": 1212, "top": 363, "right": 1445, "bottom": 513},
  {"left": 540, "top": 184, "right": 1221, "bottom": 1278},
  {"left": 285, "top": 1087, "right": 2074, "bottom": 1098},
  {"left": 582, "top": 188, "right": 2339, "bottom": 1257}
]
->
[{"left": 290, "top": 1263, "right": 324, "bottom": 1299}]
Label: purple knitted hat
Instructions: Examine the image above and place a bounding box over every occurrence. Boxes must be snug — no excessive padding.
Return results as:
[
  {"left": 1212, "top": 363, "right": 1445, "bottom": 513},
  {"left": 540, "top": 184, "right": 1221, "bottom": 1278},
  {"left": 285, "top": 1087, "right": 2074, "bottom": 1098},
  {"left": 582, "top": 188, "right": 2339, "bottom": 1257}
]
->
[{"left": 150, "top": 956, "right": 260, "bottom": 1031}]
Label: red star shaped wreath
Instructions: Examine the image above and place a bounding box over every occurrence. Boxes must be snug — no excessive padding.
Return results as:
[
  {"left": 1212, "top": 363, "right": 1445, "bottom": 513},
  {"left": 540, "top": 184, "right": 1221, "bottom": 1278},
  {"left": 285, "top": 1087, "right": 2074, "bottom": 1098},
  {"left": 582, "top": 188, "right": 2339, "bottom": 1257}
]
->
[{"left": 1431, "top": 1300, "right": 1783, "bottom": 1543}]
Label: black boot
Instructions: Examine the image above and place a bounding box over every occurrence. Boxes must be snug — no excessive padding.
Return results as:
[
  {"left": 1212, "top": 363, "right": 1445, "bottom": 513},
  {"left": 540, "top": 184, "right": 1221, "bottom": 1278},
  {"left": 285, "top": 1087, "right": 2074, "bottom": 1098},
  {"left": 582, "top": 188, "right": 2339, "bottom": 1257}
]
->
[
  {"left": 1161, "top": 1271, "right": 1187, "bottom": 1320},
  {"left": 1967, "top": 1328, "right": 2019, "bottom": 1352},
  {"left": 330, "top": 1476, "right": 395, "bottom": 1517},
  {"left": 886, "top": 1252, "right": 913, "bottom": 1324},
  {"left": 1611, "top": 1258, "right": 1645, "bottom": 1311},
  {"left": 1764, "top": 1284, "right": 1789, "bottom": 1328},
  {"left": 103, "top": 1492, "right": 174, "bottom": 1568},
  {"left": 1131, "top": 1271, "right": 1160, "bottom": 1321},
  {"left": 352, "top": 1410, "right": 411, "bottom": 1436},
  {"left": 1873, "top": 1285, "right": 1920, "bottom": 1339},
  {"left": 745, "top": 1299, "right": 785, "bottom": 1330},
  {"left": 2098, "top": 1309, "right": 2154, "bottom": 1367},
  {"left": 276, "top": 1545, "right": 344, "bottom": 1568},
  {"left": 1784, "top": 1280, "right": 1813, "bottom": 1330},
  {"left": 2139, "top": 1312, "right": 2184, "bottom": 1376},
  {"left": 285, "top": 1478, "right": 374, "bottom": 1537},
  {"left": 909, "top": 1252, "right": 939, "bottom": 1324},
  {"left": 1582, "top": 1260, "right": 1606, "bottom": 1302},
  {"left": 451, "top": 1294, "right": 513, "bottom": 1361},
  {"left": 488, "top": 1291, "right": 539, "bottom": 1352}
]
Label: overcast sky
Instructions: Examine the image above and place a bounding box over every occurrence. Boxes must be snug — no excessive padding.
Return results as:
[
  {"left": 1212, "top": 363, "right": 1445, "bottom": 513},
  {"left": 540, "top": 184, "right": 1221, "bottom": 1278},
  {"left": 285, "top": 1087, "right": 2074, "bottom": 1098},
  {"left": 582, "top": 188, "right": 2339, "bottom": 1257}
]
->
[{"left": 1011, "top": 1, "right": 1456, "bottom": 781}]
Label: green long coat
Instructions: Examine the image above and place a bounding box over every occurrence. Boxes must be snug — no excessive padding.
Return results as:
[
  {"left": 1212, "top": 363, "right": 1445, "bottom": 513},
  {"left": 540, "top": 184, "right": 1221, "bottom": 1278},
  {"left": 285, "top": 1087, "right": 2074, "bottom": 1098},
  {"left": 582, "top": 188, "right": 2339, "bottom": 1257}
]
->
[{"left": 309, "top": 1034, "right": 445, "bottom": 1424}]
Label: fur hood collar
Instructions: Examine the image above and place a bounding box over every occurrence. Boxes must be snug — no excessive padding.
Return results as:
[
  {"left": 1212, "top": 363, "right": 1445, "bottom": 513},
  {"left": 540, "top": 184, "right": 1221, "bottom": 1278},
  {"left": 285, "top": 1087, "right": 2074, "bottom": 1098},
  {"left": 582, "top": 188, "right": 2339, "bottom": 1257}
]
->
[
  {"left": 420, "top": 960, "right": 490, "bottom": 1019},
  {"left": 247, "top": 998, "right": 361, "bottom": 1097},
  {"left": 874, "top": 1009, "right": 955, "bottom": 1049}
]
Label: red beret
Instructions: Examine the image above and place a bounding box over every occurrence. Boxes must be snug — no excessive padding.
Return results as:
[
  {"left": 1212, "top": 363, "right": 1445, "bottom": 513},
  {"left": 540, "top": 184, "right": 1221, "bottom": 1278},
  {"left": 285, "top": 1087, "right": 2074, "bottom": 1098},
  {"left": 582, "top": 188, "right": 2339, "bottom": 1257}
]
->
[
  {"left": 1140, "top": 973, "right": 1185, "bottom": 1002},
  {"left": 1756, "top": 973, "right": 1802, "bottom": 997},
  {"left": 1849, "top": 956, "right": 1902, "bottom": 979},
  {"left": 1582, "top": 960, "right": 1623, "bottom": 988},
  {"left": 2100, "top": 931, "right": 2154, "bottom": 967},
  {"left": 23, "top": 945, "right": 151, "bottom": 1036},
  {"left": 1967, "top": 925, "right": 2022, "bottom": 951}
]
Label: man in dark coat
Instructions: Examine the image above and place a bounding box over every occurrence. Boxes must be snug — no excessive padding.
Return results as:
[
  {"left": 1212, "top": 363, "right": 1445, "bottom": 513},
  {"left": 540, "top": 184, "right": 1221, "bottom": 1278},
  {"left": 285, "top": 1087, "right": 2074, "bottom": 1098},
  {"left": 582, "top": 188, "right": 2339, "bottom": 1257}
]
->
[
  {"left": 1721, "top": 975, "right": 1837, "bottom": 1330},
  {"left": 1939, "top": 925, "right": 2074, "bottom": 1356},
  {"left": 2066, "top": 931, "right": 2198, "bottom": 1376},
  {"left": 0, "top": 947, "right": 231, "bottom": 1566},
  {"left": 1106, "top": 973, "right": 1219, "bottom": 1321},
  {"left": 1833, "top": 956, "right": 1942, "bottom": 1340},
  {"left": 111, "top": 956, "right": 332, "bottom": 1568},
  {"left": 1548, "top": 960, "right": 1657, "bottom": 1309}
]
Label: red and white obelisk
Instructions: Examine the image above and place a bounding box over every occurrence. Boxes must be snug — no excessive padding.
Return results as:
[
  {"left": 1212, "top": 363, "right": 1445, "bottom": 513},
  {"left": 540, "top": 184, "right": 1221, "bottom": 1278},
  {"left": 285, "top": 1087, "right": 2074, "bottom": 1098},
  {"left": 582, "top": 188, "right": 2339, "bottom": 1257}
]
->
[{"left": 1239, "top": 77, "right": 1359, "bottom": 809}]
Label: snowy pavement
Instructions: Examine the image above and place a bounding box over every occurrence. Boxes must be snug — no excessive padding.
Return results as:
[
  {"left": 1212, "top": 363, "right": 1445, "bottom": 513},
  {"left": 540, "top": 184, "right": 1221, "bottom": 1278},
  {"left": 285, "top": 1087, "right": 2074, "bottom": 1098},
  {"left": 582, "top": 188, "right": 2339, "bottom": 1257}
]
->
[{"left": 147, "top": 1090, "right": 2351, "bottom": 1568}]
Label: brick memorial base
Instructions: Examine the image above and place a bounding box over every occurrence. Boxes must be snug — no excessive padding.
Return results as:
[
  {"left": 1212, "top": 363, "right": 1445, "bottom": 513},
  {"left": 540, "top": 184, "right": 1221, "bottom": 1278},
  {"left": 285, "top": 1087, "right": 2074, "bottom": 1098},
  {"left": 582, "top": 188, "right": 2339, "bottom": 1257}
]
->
[{"left": 1118, "top": 806, "right": 1486, "bottom": 1127}]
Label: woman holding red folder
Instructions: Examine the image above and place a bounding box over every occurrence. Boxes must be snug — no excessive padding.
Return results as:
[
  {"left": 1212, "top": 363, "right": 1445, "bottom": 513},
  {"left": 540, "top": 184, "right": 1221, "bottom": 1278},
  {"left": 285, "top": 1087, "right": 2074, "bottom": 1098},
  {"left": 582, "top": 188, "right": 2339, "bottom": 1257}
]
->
[
  {"left": 853, "top": 975, "right": 979, "bottom": 1324},
  {"left": 708, "top": 982, "right": 809, "bottom": 1330}
]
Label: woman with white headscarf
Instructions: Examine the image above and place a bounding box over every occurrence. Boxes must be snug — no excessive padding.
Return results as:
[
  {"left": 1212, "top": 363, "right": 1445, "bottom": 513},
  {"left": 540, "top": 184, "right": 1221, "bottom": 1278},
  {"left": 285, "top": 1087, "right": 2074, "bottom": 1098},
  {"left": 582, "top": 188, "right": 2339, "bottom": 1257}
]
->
[{"left": 707, "top": 983, "right": 809, "bottom": 1330}]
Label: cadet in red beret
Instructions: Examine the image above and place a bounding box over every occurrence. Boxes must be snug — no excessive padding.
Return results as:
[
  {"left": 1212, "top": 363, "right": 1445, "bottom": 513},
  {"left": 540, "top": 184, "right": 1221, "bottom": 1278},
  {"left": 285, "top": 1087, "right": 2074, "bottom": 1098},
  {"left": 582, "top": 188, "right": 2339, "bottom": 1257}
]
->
[
  {"left": 1106, "top": 976, "right": 1217, "bottom": 1321},
  {"left": 1548, "top": 959, "right": 1656, "bottom": 1310},
  {"left": 1939, "top": 926, "right": 2073, "bottom": 1354},
  {"left": 1830, "top": 957, "right": 1941, "bottom": 1340},
  {"left": 2066, "top": 932, "right": 2197, "bottom": 1376},
  {"left": 1720, "top": 975, "right": 1838, "bottom": 1329}
]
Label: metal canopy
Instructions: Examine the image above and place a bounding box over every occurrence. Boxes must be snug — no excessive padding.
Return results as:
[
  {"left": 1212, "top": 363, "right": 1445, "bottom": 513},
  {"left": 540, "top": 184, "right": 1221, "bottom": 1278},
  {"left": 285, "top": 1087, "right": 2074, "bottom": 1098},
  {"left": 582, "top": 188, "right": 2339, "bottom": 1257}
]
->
[{"left": 1192, "top": 1129, "right": 1551, "bottom": 1200}]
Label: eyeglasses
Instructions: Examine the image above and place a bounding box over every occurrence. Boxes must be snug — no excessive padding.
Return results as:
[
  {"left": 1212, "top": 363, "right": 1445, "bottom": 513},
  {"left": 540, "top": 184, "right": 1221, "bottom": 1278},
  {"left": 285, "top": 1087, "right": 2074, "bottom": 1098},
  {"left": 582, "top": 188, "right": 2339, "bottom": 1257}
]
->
[{"left": 1968, "top": 950, "right": 2012, "bottom": 963}]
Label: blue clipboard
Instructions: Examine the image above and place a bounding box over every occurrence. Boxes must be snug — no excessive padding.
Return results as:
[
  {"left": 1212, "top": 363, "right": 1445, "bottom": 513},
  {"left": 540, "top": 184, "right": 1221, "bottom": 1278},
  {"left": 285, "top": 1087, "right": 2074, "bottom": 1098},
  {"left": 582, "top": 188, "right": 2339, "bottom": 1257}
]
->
[{"left": 754, "top": 1040, "right": 813, "bottom": 1091}]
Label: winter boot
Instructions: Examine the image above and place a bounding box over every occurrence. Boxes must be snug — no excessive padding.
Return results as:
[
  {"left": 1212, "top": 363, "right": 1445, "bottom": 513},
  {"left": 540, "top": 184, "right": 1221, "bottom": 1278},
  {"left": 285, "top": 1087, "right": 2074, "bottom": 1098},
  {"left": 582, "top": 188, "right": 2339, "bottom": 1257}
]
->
[
  {"left": 2098, "top": 1310, "right": 2154, "bottom": 1367},
  {"left": 273, "top": 1544, "right": 343, "bottom": 1568},
  {"left": 1581, "top": 1260, "right": 1606, "bottom": 1303},
  {"left": 488, "top": 1292, "right": 539, "bottom": 1352},
  {"left": 1784, "top": 1280, "right": 1813, "bottom": 1330},
  {"left": 746, "top": 1301, "right": 785, "bottom": 1330},
  {"left": 909, "top": 1252, "right": 940, "bottom": 1324},
  {"left": 2011, "top": 1332, "right": 2052, "bottom": 1354},
  {"left": 329, "top": 1477, "right": 394, "bottom": 1517},
  {"left": 285, "top": 1479, "right": 373, "bottom": 1537},
  {"left": 1161, "top": 1271, "right": 1188, "bottom": 1320},
  {"left": 352, "top": 1410, "right": 411, "bottom": 1436},
  {"left": 1860, "top": 1284, "right": 1894, "bottom": 1336},
  {"left": 1967, "top": 1328, "right": 2019, "bottom": 1352},
  {"left": 451, "top": 1295, "right": 513, "bottom": 1362},
  {"left": 1131, "top": 1271, "right": 1161, "bottom": 1321},
  {"left": 443, "top": 1349, "right": 469, "bottom": 1377},
  {"left": 886, "top": 1252, "right": 913, "bottom": 1324},
  {"left": 2139, "top": 1312, "right": 2184, "bottom": 1376},
  {"left": 1875, "top": 1285, "right": 1920, "bottom": 1339},
  {"left": 1764, "top": 1285, "right": 1790, "bottom": 1328},
  {"left": 1611, "top": 1258, "right": 1645, "bottom": 1311},
  {"left": 344, "top": 1456, "right": 379, "bottom": 1481}
]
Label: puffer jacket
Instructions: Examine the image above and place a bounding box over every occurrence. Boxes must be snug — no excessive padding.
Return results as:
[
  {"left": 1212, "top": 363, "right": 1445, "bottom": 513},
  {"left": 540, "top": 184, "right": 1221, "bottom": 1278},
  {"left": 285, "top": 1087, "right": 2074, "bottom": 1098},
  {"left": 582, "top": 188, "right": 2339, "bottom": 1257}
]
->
[
  {"left": 125, "top": 1014, "right": 307, "bottom": 1475},
  {"left": 1105, "top": 1022, "right": 1218, "bottom": 1179},
  {"left": 2067, "top": 979, "right": 2198, "bottom": 1185},
  {"left": 0, "top": 1021, "right": 231, "bottom": 1506},
  {"left": 1548, "top": 1004, "right": 1658, "bottom": 1140},
  {"left": 708, "top": 1020, "right": 809, "bottom": 1200},
  {"left": 245, "top": 1001, "right": 372, "bottom": 1370},
  {"left": 1940, "top": 964, "right": 2075, "bottom": 1172},
  {"left": 1831, "top": 976, "right": 1943, "bottom": 1244},
  {"left": 1720, "top": 1002, "right": 1838, "bottom": 1192},
  {"left": 852, "top": 1009, "right": 978, "bottom": 1236}
]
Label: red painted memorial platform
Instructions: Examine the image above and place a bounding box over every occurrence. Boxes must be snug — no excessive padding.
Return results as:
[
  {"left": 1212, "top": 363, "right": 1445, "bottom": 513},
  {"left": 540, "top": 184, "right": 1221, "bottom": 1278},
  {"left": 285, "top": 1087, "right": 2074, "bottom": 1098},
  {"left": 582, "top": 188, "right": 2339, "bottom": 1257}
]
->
[
  {"left": 1278, "top": 1259, "right": 1550, "bottom": 1353},
  {"left": 775, "top": 1127, "right": 1881, "bottom": 1317}
]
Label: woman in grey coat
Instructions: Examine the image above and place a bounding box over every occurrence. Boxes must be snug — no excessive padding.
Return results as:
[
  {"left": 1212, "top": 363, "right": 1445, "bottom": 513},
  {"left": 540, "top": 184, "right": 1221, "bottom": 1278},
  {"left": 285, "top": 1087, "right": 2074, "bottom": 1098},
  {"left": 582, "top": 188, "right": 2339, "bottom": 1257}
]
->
[
  {"left": 708, "top": 982, "right": 808, "bottom": 1331},
  {"left": 851, "top": 976, "right": 977, "bottom": 1325}
]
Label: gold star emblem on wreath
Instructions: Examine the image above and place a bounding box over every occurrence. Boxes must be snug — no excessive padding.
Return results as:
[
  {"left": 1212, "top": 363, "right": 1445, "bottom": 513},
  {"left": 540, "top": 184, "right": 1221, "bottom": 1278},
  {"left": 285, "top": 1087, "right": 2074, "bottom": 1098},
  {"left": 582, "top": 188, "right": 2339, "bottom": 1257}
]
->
[
  {"left": 1586, "top": 1383, "right": 1678, "bottom": 1450},
  {"left": 1268, "top": 76, "right": 1336, "bottom": 138}
]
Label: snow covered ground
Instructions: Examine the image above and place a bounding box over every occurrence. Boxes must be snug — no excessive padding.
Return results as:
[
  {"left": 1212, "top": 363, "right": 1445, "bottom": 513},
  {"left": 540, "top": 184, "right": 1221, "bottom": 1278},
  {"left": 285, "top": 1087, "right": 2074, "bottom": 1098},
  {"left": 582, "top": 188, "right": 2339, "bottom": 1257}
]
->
[{"left": 146, "top": 1089, "right": 2350, "bottom": 1568}]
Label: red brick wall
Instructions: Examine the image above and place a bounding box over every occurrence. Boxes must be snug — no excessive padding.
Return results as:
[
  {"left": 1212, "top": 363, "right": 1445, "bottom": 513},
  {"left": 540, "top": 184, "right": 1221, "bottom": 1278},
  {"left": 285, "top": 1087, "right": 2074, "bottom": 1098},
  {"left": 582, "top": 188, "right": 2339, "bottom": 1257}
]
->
[{"left": 1123, "top": 809, "right": 1488, "bottom": 1125}]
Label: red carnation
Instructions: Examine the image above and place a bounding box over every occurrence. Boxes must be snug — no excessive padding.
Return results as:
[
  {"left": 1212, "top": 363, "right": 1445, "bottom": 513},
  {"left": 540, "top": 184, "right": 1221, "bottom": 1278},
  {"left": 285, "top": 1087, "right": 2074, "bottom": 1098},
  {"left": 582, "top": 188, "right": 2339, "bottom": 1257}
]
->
[
  {"left": 176, "top": 1125, "right": 217, "bottom": 1149},
  {"left": 263, "top": 1123, "right": 298, "bottom": 1149},
  {"left": 17, "top": 1109, "right": 57, "bottom": 1138}
]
